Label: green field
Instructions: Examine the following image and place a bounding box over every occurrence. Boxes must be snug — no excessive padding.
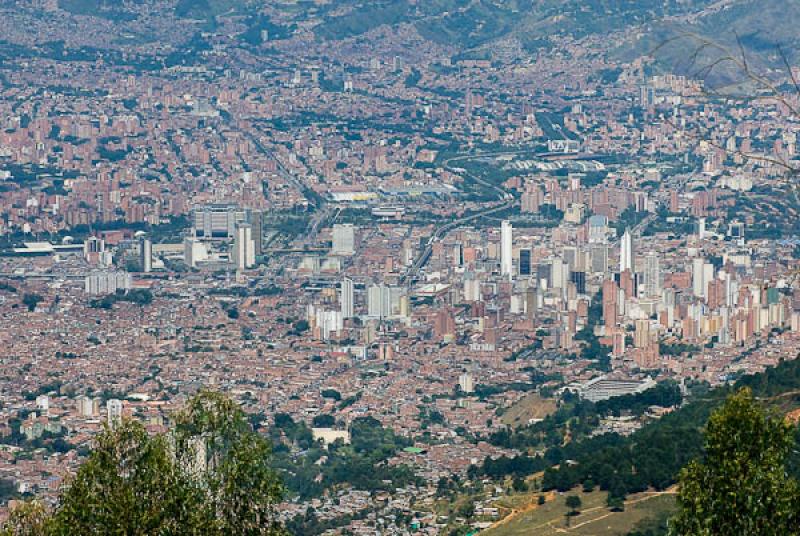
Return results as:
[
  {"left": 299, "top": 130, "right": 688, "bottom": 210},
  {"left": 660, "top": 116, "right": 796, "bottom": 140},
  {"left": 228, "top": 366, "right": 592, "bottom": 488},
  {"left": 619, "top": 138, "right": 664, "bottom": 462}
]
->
[{"left": 485, "top": 489, "right": 675, "bottom": 536}]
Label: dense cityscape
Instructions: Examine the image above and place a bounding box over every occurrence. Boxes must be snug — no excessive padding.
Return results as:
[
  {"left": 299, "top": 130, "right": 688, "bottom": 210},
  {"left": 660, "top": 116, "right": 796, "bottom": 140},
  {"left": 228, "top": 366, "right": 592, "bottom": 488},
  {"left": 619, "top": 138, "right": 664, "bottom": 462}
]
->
[{"left": 0, "top": 1, "right": 799, "bottom": 535}]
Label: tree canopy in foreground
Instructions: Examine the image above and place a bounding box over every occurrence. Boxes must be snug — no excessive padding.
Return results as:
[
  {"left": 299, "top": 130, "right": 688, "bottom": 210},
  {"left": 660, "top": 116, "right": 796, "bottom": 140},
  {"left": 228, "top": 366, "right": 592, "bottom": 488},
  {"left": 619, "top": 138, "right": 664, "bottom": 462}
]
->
[
  {"left": 669, "top": 387, "right": 800, "bottom": 536},
  {"left": 1, "top": 390, "right": 287, "bottom": 536}
]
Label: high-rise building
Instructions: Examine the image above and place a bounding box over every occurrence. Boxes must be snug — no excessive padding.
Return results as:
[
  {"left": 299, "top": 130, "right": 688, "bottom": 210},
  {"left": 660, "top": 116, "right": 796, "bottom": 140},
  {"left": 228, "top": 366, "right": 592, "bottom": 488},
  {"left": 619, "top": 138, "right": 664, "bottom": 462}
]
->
[
  {"left": 232, "top": 223, "right": 255, "bottom": 270},
  {"left": 107, "top": 399, "right": 123, "bottom": 426},
  {"left": 453, "top": 243, "right": 464, "bottom": 267},
  {"left": 501, "top": 220, "right": 513, "bottom": 278},
  {"left": 341, "top": 278, "right": 354, "bottom": 318},
  {"left": 76, "top": 395, "right": 97, "bottom": 418},
  {"left": 591, "top": 244, "right": 609, "bottom": 274},
  {"left": 620, "top": 230, "right": 634, "bottom": 274},
  {"left": 692, "top": 257, "right": 705, "bottom": 298},
  {"left": 332, "top": 224, "right": 356, "bottom": 255},
  {"left": 140, "top": 238, "right": 152, "bottom": 273},
  {"left": 368, "top": 284, "right": 391, "bottom": 319},
  {"left": 249, "top": 210, "right": 263, "bottom": 256},
  {"left": 458, "top": 372, "right": 475, "bottom": 394},
  {"left": 192, "top": 204, "right": 247, "bottom": 239},
  {"left": 551, "top": 258, "right": 569, "bottom": 289},
  {"left": 519, "top": 249, "right": 532, "bottom": 276},
  {"left": 85, "top": 271, "right": 132, "bottom": 296},
  {"left": 644, "top": 252, "right": 660, "bottom": 297},
  {"left": 570, "top": 271, "right": 586, "bottom": 295}
]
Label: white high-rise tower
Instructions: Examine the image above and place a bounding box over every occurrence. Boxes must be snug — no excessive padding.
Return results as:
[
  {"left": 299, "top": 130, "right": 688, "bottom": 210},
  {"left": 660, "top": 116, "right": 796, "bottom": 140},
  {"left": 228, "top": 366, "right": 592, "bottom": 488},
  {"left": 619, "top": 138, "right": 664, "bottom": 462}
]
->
[
  {"left": 620, "top": 229, "right": 634, "bottom": 273},
  {"left": 501, "top": 220, "right": 513, "bottom": 278},
  {"left": 232, "top": 223, "right": 255, "bottom": 270},
  {"left": 341, "top": 278, "right": 354, "bottom": 319}
]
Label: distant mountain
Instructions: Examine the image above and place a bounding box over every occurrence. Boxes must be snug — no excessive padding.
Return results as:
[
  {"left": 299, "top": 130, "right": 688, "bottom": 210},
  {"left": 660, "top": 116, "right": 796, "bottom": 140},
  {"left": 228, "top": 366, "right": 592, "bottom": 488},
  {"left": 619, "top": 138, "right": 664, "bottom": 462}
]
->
[
  {"left": 312, "top": 0, "right": 718, "bottom": 51},
  {"left": 49, "top": 0, "right": 800, "bottom": 78},
  {"left": 312, "top": 0, "right": 800, "bottom": 76},
  {"left": 628, "top": 0, "right": 800, "bottom": 80}
]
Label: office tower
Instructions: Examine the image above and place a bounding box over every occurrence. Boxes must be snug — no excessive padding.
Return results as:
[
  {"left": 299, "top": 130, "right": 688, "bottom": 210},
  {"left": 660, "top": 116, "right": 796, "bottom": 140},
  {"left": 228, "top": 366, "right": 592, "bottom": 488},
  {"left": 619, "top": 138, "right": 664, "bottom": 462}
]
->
[
  {"left": 192, "top": 204, "right": 247, "bottom": 239},
  {"left": 570, "top": 271, "right": 586, "bottom": 295},
  {"left": 620, "top": 229, "right": 634, "bottom": 273},
  {"left": 644, "top": 252, "right": 661, "bottom": 297},
  {"left": 249, "top": 210, "right": 263, "bottom": 256},
  {"left": 692, "top": 257, "right": 705, "bottom": 298},
  {"left": 332, "top": 224, "right": 356, "bottom": 255},
  {"left": 453, "top": 243, "right": 463, "bottom": 267},
  {"left": 368, "top": 284, "right": 391, "bottom": 319},
  {"left": 501, "top": 220, "right": 513, "bottom": 278},
  {"left": 519, "top": 249, "right": 532, "bottom": 276},
  {"left": 341, "top": 278, "right": 354, "bottom": 318},
  {"left": 140, "top": 238, "right": 152, "bottom": 273},
  {"left": 591, "top": 244, "right": 608, "bottom": 274},
  {"left": 107, "top": 399, "right": 123, "bottom": 426},
  {"left": 232, "top": 223, "right": 255, "bottom": 270},
  {"left": 537, "top": 263, "right": 552, "bottom": 290},
  {"left": 563, "top": 246, "right": 577, "bottom": 271},
  {"left": 463, "top": 275, "right": 481, "bottom": 302},
  {"left": 551, "top": 258, "right": 569, "bottom": 289},
  {"left": 698, "top": 217, "right": 706, "bottom": 240}
]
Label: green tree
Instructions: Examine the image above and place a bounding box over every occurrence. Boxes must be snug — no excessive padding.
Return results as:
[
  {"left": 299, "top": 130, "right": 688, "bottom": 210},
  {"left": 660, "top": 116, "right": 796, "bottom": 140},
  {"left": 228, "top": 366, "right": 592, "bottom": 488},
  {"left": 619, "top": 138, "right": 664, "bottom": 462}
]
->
[
  {"left": 3, "top": 391, "right": 287, "bottom": 536},
  {"left": 565, "top": 494, "right": 582, "bottom": 514},
  {"left": 669, "top": 388, "right": 800, "bottom": 536},
  {"left": 21, "top": 294, "right": 42, "bottom": 312},
  {"left": 172, "top": 391, "right": 287, "bottom": 535}
]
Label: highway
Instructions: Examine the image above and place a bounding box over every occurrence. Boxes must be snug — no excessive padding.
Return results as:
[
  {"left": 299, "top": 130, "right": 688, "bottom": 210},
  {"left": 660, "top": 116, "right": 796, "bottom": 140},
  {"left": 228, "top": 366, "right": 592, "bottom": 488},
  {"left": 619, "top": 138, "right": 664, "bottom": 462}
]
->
[
  {"left": 400, "top": 151, "right": 516, "bottom": 284},
  {"left": 245, "top": 127, "right": 335, "bottom": 247}
]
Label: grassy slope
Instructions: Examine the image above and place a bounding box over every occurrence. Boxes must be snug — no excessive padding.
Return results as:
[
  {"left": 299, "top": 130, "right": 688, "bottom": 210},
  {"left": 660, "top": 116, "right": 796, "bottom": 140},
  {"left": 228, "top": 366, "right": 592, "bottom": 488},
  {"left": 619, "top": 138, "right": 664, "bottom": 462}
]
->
[{"left": 486, "top": 488, "right": 675, "bottom": 536}]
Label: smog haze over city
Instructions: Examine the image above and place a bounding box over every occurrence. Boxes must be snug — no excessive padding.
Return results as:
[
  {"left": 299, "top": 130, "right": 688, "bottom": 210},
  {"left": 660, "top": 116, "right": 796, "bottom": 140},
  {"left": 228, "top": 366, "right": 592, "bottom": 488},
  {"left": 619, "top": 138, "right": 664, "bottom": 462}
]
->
[{"left": 1, "top": 1, "right": 800, "bottom": 535}]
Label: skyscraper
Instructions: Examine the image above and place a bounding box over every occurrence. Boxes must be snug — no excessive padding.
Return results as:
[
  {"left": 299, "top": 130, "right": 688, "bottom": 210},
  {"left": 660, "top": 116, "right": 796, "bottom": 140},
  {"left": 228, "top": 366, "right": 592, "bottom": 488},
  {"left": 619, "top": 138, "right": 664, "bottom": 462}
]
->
[
  {"left": 140, "top": 237, "right": 152, "bottom": 273},
  {"left": 368, "top": 284, "right": 392, "bottom": 319},
  {"left": 644, "top": 252, "right": 660, "bottom": 297},
  {"left": 501, "top": 220, "right": 513, "bottom": 278},
  {"left": 692, "top": 257, "right": 705, "bottom": 298},
  {"left": 341, "top": 277, "right": 354, "bottom": 319},
  {"left": 249, "top": 210, "right": 263, "bottom": 256},
  {"left": 232, "top": 223, "right": 255, "bottom": 270},
  {"left": 332, "top": 224, "right": 356, "bottom": 255},
  {"left": 518, "top": 248, "right": 532, "bottom": 276},
  {"left": 591, "top": 244, "right": 608, "bottom": 274},
  {"left": 620, "top": 229, "right": 634, "bottom": 274}
]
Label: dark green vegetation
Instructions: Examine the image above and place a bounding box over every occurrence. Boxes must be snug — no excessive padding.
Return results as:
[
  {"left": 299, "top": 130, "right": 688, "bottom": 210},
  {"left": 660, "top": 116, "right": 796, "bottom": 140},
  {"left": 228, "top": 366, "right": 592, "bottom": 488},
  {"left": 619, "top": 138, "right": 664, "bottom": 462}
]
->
[
  {"left": 310, "top": 0, "right": 793, "bottom": 63},
  {"left": 267, "top": 414, "right": 421, "bottom": 503},
  {"left": 479, "top": 356, "right": 800, "bottom": 526},
  {"left": 486, "top": 382, "right": 682, "bottom": 455},
  {"left": 671, "top": 388, "right": 800, "bottom": 535},
  {"left": 89, "top": 289, "right": 153, "bottom": 309},
  {"left": 1, "top": 391, "right": 286, "bottom": 535}
]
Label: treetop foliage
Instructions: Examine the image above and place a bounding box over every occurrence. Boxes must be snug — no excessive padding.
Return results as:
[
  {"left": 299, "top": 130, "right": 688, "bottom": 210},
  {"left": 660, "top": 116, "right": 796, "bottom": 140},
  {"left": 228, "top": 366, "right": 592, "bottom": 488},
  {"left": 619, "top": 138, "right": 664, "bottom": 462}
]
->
[{"left": 2, "top": 390, "right": 287, "bottom": 536}]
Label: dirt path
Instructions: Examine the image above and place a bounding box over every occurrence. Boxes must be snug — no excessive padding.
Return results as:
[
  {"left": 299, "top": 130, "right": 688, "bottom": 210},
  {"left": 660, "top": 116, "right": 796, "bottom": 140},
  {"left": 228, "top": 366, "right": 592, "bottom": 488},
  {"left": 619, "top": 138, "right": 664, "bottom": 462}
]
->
[{"left": 484, "top": 488, "right": 677, "bottom": 534}]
